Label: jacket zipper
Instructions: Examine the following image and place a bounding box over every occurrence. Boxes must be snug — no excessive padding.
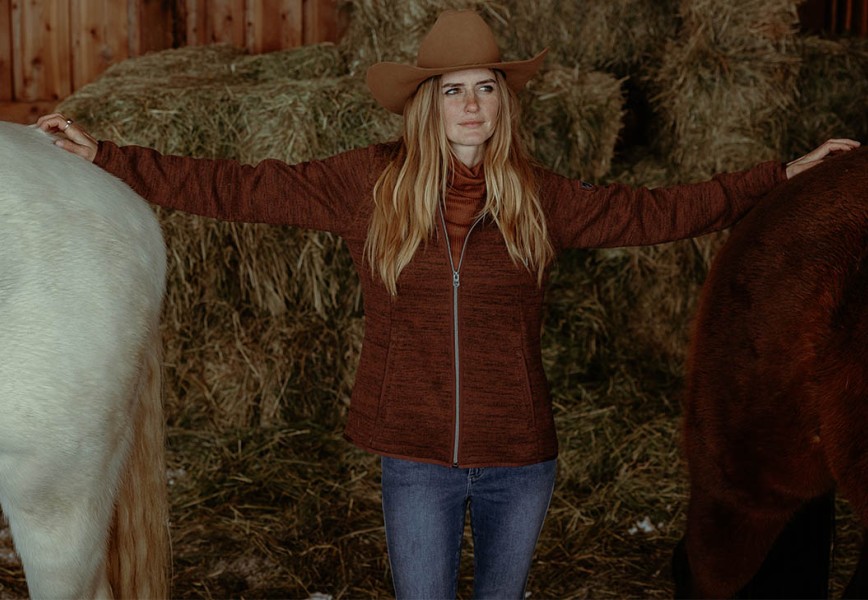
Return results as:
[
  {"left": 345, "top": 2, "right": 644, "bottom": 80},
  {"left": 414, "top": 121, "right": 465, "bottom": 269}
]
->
[{"left": 438, "top": 201, "right": 484, "bottom": 467}]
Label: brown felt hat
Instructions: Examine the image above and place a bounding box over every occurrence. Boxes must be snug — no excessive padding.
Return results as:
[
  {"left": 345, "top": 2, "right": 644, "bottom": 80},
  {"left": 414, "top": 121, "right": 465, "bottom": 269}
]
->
[{"left": 366, "top": 10, "right": 548, "bottom": 114}]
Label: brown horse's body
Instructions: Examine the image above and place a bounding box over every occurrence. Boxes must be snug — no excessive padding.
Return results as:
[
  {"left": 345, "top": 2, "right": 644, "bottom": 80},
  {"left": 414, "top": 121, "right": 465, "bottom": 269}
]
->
[{"left": 676, "top": 147, "right": 868, "bottom": 598}]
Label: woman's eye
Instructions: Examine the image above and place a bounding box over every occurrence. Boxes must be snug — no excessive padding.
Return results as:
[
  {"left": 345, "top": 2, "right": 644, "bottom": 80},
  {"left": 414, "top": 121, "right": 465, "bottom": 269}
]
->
[
  {"left": 478, "top": 85, "right": 494, "bottom": 93},
  {"left": 444, "top": 87, "right": 460, "bottom": 96}
]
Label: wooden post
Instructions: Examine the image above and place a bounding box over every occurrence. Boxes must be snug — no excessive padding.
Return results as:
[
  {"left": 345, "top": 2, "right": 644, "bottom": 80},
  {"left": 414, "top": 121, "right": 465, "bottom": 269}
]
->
[
  {"left": 71, "top": 0, "right": 130, "bottom": 89},
  {"left": 303, "top": 0, "right": 337, "bottom": 44},
  {"left": 0, "top": 0, "right": 346, "bottom": 124},
  {"left": 247, "top": 0, "right": 302, "bottom": 53},
  {"left": 130, "top": 0, "right": 176, "bottom": 56},
  {"left": 185, "top": 0, "right": 245, "bottom": 46},
  {"left": 12, "top": 0, "right": 72, "bottom": 102},
  {"left": 184, "top": 0, "right": 205, "bottom": 44},
  {"left": 205, "top": 0, "right": 245, "bottom": 45},
  {"left": 856, "top": 0, "right": 868, "bottom": 37},
  {"left": 1, "top": 0, "right": 12, "bottom": 101}
]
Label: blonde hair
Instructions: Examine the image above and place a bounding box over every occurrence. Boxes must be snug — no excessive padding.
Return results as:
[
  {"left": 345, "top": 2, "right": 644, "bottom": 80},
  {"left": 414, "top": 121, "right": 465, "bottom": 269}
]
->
[{"left": 364, "top": 71, "right": 553, "bottom": 295}]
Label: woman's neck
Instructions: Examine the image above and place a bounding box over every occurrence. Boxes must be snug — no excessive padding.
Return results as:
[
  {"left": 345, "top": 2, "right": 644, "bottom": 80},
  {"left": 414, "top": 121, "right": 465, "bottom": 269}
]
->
[{"left": 450, "top": 142, "right": 484, "bottom": 168}]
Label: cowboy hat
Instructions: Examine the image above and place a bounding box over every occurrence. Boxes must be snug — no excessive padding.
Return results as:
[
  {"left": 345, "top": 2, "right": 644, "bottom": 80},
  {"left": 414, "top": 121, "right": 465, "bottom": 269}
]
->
[{"left": 366, "top": 10, "right": 548, "bottom": 114}]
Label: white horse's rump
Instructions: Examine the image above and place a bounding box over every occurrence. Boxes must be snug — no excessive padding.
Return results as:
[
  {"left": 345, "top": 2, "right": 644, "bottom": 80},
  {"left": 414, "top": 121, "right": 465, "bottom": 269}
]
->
[{"left": 0, "top": 122, "right": 169, "bottom": 599}]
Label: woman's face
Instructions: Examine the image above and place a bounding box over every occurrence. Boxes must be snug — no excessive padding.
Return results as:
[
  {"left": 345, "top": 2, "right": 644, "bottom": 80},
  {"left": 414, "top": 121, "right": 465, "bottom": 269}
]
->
[{"left": 439, "top": 68, "right": 500, "bottom": 167}]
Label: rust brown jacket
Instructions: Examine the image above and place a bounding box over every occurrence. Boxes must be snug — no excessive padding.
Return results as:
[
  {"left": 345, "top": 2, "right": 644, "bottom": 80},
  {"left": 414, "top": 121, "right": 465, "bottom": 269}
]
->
[{"left": 95, "top": 140, "right": 786, "bottom": 467}]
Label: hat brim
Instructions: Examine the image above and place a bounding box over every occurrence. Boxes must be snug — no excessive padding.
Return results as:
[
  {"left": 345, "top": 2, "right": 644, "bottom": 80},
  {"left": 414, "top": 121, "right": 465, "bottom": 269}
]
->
[{"left": 366, "top": 48, "right": 549, "bottom": 114}]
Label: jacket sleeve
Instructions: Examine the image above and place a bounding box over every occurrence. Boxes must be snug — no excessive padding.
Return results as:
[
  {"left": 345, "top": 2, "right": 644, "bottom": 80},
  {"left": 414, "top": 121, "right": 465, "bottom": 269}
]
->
[
  {"left": 542, "top": 160, "right": 788, "bottom": 251},
  {"left": 93, "top": 141, "right": 385, "bottom": 236}
]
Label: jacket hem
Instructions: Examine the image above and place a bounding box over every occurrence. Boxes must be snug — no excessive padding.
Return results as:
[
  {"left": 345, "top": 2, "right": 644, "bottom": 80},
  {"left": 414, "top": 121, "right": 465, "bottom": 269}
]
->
[{"left": 342, "top": 431, "right": 558, "bottom": 468}]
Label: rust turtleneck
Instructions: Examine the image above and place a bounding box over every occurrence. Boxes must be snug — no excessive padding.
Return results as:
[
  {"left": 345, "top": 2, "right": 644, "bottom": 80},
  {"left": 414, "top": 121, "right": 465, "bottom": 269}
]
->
[{"left": 444, "top": 159, "right": 486, "bottom": 267}]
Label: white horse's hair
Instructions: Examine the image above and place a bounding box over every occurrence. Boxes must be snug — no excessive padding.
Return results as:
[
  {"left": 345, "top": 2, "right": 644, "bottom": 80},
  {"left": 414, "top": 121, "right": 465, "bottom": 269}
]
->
[{"left": 0, "top": 122, "right": 169, "bottom": 599}]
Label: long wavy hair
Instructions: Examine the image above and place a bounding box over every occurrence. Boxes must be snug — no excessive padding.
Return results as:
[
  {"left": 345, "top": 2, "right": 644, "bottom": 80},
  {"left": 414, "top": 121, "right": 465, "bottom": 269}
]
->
[{"left": 364, "top": 70, "right": 553, "bottom": 295}]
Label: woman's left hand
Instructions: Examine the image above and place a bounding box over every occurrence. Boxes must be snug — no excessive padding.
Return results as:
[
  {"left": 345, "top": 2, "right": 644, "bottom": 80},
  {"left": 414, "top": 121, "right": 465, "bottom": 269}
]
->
[
  {"left": 786, "top": 138, "right": 861, "bottom": 179},
  {"left": 36, "top": 113, "right": 99, "bottom": 163}
]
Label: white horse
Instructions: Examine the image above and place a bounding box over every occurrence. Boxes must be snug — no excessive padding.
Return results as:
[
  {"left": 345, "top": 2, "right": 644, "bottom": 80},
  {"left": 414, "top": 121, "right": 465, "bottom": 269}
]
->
[{"left": 0, "top": 121, "right": 169, "bottom": 599}]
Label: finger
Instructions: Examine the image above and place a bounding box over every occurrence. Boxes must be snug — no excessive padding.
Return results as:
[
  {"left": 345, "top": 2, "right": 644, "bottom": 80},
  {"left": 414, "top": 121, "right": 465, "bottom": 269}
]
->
[
  {"left": 42, "top": 116, "right": 97, "bottom": 150},
  {"left": 36, "top": 114, "right": 72, "bottom": 132},
  {"left": 813, "top": 139, "right": 861, "bottom": 156},
  {"left": 826, "top": 141, "right": 861, "bottom": 153},
  {"left": 53, "top": 137, "right": 97, "bottom": 162},
  {"left": 36, "top": 113, "right": 64, "bottom": 128},
  {"left": 798, "top": 140, "right": 859, "bottom": 163},
  {"left": 61, "top": 120, "right": 97, "bottom": 146},
  {"left": 824, "top": 138, "right": 861, "bottom": 147}
]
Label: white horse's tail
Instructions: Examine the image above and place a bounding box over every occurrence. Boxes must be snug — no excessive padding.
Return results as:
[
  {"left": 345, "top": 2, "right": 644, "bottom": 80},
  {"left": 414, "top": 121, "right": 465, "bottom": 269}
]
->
[{"left": 108, "top": 322, "right": 170, "bottom": 599}]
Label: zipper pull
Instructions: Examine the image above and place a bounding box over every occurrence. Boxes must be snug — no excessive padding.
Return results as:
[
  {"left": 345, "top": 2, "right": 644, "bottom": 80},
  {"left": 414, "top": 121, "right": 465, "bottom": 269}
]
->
[{"left": 453, "top": 271, "right": 460, "bottom": 288}]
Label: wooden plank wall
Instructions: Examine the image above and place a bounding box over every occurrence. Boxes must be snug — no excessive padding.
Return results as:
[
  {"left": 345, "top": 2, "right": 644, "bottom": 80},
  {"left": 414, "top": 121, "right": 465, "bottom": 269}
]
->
[
  {"left": 801, "top": 0, "right": 868, "bottom": 35},
  {"left": 0, "top": 0, "right": 341, "bottom": 123},
  {"left": 1, "top": 0, "right": 865, "bottom": 124},
  {"left": 799, "top": 0, "right": 868, "bottom": 37},
  {"left": 831, "top": 0, "right": 868, "bottom": 34}
]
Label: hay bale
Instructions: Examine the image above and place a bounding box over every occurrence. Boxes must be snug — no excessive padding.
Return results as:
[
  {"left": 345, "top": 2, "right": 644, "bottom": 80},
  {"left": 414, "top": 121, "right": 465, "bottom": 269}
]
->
[
  {"left": 651, "top": 0, "right": 801, "bottom": 176},
  {"left": 338, "top": 0, "right": 679, "bottom": 75},
  {"left": 502, "top": 0, "right": 679, "bottom": 74},
  {"left": 522, "top": 67, "right": 625, "bottom": 180},
  {"left": 60, "top": 43, "right": 349, "bottom": 156},
  {"left": 786, "top": 35, "right": 868, "bottom": 157},
  {"left": 237, "top": 76, "right": 402, "bottom": 164}
]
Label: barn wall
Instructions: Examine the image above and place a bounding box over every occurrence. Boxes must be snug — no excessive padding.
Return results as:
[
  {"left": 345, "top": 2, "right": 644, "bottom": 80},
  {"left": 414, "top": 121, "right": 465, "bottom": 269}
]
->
[
  {"left": 0, "top": 0, "right": 343, "bottom": 123},
  {"left": 800, "top": 0, "right": 868, "bottom": 35},
  {"left": 0, "top": 0, "right": 864, "bottom": 124}
]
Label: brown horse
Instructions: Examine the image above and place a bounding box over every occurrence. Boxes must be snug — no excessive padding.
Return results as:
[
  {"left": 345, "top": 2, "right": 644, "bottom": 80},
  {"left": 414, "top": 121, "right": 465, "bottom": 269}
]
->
[{"left": 673, "top": 146, "right": 868, "bottom": 598}]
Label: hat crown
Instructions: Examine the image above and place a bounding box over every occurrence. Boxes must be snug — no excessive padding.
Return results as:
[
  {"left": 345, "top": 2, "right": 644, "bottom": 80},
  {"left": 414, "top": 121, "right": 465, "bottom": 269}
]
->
[
  {"left": 365, "top": 9, "right": 547, "bottom": 114},
  {"left": 416, "top": 10, "right": 501, "bottom": 69}
]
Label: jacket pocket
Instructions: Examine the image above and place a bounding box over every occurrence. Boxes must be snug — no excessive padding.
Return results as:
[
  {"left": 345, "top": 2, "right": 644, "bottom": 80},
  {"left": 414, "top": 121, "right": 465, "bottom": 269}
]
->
[{"left": 370, "top": 313, "right": 455, "bottom": 457}]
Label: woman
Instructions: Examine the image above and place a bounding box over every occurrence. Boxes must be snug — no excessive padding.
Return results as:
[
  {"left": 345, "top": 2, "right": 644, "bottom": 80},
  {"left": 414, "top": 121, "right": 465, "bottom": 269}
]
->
[{"left": 39, "top": 9, "right": 858, "bottom": 599}]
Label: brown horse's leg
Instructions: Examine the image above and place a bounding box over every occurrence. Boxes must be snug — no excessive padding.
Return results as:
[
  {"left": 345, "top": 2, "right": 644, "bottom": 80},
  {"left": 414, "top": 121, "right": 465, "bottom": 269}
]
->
[
  {"left": 684, "top": 487, "right": 833, "bottom": 599},
  {"left": 683, "top": 487, "right": 790, "bottom": 598},
  {"left": 672, "top": 535, "right": 692, "bottom": 599},
  {"left": 815, "top": 259, "right": 868, "bottom": 598},
  {"left": 733, "top": 492, "right": 834, "bottom": 599}
]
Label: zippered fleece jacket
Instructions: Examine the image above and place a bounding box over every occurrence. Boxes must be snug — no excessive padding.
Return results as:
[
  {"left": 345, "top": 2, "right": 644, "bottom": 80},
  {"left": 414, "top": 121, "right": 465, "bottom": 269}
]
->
[{"left": 94, "top": 140, "right": 786, "bottom": 468}]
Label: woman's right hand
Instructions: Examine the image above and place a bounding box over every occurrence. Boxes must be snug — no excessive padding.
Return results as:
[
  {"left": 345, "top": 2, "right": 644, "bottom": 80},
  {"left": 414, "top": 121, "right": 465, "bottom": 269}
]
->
[{"left": 37, "top": 113, "right": 99, "bottom": 163}]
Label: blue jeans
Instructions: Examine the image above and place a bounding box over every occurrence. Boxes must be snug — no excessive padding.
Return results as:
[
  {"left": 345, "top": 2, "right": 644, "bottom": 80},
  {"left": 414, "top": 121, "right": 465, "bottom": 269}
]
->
[{"left": 380, "top": 456, "right": 557, "bottom": 599}]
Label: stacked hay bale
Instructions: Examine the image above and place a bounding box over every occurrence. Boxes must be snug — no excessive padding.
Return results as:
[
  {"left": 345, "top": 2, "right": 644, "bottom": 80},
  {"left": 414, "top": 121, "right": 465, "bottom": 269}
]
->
[
  {"left": 582, "top": 0, "right": 805, "bottom": 444},
  {"left": 523, "top": 68, "right": 625, "bottom": 179},
  {"left": 500, "top": 0, "right": 680, "bottom": 74},
  {"left": 652, "top": 0, "right": 802, "bottom": 176},
  {"left": 339, "top": 0, "right": 679, "bottom": 74},
  {"left": 787, "top": 35, "right": 868, "bottom": 157},
  {"left": 22, "top": 1, "right": 860, "bottom": 598}
]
